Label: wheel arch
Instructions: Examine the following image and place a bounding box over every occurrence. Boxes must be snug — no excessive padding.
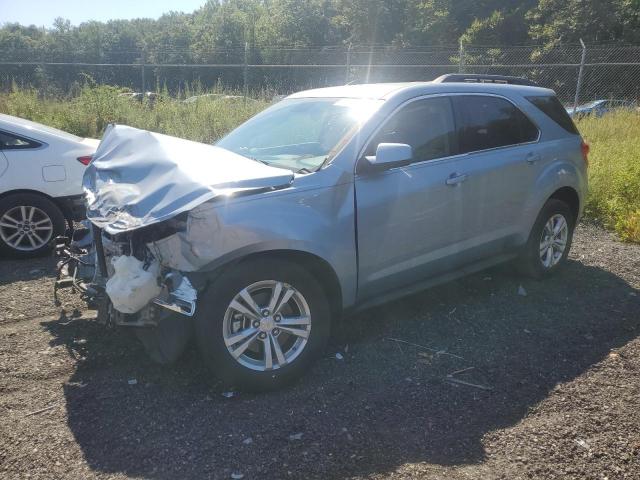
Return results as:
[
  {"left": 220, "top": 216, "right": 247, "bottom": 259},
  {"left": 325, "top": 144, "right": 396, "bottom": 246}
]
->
[
  {"left": 203, "top": 249, "right": 344, "bottom": 322},
  {"left": 548, "top": 186, "right": 580, "bottom": 222},
  {"left": 0, "top": 189, "right": 70, "bottom": 221}
]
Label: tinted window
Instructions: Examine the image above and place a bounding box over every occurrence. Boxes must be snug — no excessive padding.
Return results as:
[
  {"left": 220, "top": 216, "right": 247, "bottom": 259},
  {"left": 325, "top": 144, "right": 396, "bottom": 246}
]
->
[
  {"left": 454, "top": 96, "right": 539, "bottom": 154},
  {"left": 526, "top": 95, "right": 580, "bottom": 135},
  {"left": 0, "top": 131, "right": 41, "bottom": 150},
  {"left": 365, "top": 96, "right": 456, "bottom": 163}
]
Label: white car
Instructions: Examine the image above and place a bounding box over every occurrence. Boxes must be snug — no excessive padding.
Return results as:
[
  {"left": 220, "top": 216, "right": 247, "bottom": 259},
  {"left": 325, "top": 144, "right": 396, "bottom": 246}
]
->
[{"left": 0, "top": 114, "right": 98, "bottom": 257}]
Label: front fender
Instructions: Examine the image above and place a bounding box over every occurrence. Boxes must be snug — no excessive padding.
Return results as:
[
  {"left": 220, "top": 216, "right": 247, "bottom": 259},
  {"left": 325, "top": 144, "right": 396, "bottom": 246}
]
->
[{"left": 147, "top": 181, "right": 357, "bottom": 308}]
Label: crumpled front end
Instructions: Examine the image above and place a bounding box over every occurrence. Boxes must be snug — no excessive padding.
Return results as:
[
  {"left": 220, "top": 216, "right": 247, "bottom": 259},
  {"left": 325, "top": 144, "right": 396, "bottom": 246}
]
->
[
  {"left": 54, "top": 124, "right": 293, "bottom": 359},
  {"left": 54, "top": 220, "right": 201, "bottom": 364},
  {"left": 82, "top": 124, "right": 292, "bottom": 235},
  {"left": 54, "top": 219, "right": 199, "bottom": 326}
]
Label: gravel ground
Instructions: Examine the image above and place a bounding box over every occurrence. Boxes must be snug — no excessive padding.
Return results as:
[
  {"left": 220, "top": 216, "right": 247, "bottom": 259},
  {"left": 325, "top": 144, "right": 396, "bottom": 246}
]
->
[{"left": 0, "top": 224, "right": 639, "bottom": 480}]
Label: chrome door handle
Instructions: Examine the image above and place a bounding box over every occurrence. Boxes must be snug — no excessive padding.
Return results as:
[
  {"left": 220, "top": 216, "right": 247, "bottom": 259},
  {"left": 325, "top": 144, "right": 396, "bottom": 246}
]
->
[
  {"left": 526, "top": 153, "right": 541, "bottom": 164},
  {"left": 445, "top": 173, "right": 468, "bottom": 186}
]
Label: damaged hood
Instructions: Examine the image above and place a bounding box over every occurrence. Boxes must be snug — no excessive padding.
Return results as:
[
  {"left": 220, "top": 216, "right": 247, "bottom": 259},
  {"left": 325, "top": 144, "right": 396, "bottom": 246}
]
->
[{"left": 83, "top": 125, "right": 293, "bottom": 234}]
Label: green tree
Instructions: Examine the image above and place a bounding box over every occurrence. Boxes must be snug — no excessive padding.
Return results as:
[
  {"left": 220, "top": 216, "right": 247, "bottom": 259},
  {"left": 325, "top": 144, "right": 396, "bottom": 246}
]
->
[
  {"left": 528, "top": 0, "right": 640, "bottom": 46},
  {"left": 331, "top": 0, "right": 409, "bottom": 45}
]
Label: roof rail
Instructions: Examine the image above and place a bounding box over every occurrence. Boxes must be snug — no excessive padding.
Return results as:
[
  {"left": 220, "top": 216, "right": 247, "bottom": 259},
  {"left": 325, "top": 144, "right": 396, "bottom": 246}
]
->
[{"left": 433, "top": 73, "right": 539, "bottom": 87}]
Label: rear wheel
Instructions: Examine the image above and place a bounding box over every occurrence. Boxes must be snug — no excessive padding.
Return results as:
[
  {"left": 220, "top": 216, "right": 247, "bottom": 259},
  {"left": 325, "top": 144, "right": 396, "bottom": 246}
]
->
[
  {"left": 0, "top": 193, "right": 66, "bottom": 258},
  {"left": 195, "top": 258, "right": 331, "bottom": 391},
  {"left": 518, "top": 199, "right": 575, "bottom": 278}
]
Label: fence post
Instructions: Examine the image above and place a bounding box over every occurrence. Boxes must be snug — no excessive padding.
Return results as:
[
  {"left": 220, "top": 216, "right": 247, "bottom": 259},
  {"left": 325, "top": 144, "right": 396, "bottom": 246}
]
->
[
  {"left": 459, "top": 39, "right": 465, "bottom": 73},
  {"left": 573, "top": 39, "right": 587, "bottom": 113},
  {"left": 140, "top": 48, "right": 146, "bottom": 93},
  {"left": 243, "top": 42, "right": 249, "bottom": 100},
  {"left": 345, "top": 44, "right": 352, "bottom": 84}
]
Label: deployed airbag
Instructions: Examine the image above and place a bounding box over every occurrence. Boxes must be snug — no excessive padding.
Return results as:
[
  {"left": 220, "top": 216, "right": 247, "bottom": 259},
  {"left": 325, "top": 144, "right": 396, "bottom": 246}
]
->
[
  {"left": 106, "top": 255, "right": 162, "bottom": 314},
  {"left": 83, "top": 125, "right": 293, "bottom": 234}
]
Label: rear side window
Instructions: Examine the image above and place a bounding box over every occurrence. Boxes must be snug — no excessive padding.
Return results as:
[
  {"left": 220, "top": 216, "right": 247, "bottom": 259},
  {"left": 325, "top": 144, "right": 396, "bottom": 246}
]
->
[
  {"left": 453, "top": 96, "right": 539, "bottom": 154},
  {"left": 0, "top": 131, "right": 41, "bottom": 150},
  {"left": 365, "top": 96, "right": 456, "bottom": 163},
  {"left": 526, "top": 96, "right": 579, "bottom": 135}
]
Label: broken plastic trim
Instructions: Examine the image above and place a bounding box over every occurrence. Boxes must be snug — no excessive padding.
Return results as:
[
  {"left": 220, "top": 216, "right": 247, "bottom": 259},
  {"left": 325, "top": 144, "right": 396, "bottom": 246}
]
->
[{"left": 153, "top": 274, "right": 197, "bottom": 317}]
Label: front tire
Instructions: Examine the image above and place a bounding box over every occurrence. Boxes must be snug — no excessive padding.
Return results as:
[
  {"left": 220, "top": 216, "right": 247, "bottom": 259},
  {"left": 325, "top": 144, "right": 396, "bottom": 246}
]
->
[
  {"left": 135, "top": 311, "right": 194, "bottom": 365},
  {"left": 518, "top": 199, "right": 575, "bottom": 279},
  {"left": 0, "top": 193, "right": 66, "bottom": 258},
  {"left": 195, "top": 258, "right": 331, "bottom": 391}
]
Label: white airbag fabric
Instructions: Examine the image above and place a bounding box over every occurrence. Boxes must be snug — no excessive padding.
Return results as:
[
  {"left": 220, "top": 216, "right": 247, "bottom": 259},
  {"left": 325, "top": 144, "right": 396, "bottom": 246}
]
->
[{"left": 106, "top": 256, "right": 162, "bottom": 314}]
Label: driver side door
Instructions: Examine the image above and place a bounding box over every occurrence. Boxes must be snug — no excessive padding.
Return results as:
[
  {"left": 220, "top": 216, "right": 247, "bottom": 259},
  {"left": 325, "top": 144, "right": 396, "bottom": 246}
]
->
[{"left": 354, "top": 96, "right": 474, "bottom": 300}]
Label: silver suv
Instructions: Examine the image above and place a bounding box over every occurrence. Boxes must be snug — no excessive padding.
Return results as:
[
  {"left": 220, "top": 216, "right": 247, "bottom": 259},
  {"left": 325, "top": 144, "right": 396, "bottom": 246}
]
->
[{"left": 57, "top": 74, "right": 588, "bottom": 391}]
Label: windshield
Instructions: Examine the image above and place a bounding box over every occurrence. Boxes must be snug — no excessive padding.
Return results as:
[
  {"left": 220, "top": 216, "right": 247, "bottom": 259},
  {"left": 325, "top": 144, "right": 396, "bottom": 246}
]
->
[{"left": 216, "top": 97, "right": 382, "bottom": 172}]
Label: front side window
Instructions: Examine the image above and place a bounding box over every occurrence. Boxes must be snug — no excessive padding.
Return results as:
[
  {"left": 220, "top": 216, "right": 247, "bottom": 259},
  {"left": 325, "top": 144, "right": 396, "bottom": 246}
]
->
[
  {"left": 453, "top": 96, "right": 539, "bottom": 154},
  {"left": 217, "top": 97, "right": 382, "bottom": 172},
  {"left": 0, "top": 131, "right": 40, "bottom": 150},
  {"left": 364, "top": 96, "right": 456, "bottom": 163}
]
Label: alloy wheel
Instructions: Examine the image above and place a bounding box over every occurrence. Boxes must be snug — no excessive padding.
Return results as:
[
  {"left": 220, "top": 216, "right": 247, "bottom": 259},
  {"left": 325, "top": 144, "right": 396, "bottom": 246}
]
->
[
  {"left": 0, "top": 206, "right": 54, "bottom": 251},
  {"left": 222, "top": 280, "right": 312, "bottom": 371},
  {"left": 539, "top": 213, "right": 568, "bottom": 268}
]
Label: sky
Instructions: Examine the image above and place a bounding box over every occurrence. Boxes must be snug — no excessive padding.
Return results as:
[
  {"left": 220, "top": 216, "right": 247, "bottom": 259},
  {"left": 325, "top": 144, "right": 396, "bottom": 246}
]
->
[{"left": 1, "top": 0, "right": 207, "bottom": 27}]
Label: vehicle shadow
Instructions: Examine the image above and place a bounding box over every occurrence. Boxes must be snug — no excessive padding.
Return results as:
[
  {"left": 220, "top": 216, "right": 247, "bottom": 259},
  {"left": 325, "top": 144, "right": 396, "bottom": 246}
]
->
[
  {"left": 0, "top": 254, "right": 57, "bottom": 287},
  {"left": 42, "top": 259, "right": 639, "bottom": 479}
]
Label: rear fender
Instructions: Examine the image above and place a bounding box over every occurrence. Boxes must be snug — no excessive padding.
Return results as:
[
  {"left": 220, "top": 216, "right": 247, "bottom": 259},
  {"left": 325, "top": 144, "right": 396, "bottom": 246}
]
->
[{"left": 521, "top": 154, "right": 585, "bottom": 242}]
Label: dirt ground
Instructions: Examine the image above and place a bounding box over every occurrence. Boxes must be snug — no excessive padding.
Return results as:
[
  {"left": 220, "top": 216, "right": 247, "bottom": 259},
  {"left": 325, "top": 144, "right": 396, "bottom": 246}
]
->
[{"left": 0, "top": 224, "right": 639, "bottom": 480}]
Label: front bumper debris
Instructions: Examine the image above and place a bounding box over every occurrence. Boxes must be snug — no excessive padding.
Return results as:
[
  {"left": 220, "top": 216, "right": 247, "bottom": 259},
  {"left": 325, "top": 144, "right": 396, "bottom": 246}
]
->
[
  {"left": 152, "top": 272, "right": 197, "bottom": 316},
  {"left": 54, "top": 224, "right": 197, "bottom": 326}
]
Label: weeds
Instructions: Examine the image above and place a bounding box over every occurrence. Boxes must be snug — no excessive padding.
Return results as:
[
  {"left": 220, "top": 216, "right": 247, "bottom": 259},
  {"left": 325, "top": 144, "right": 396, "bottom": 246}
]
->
[
  {"left": 577, "top": 111, "right": 640, "bottom": 243},
  {"left": 0, "top": 83, "right": 267, "bottom": 143}
]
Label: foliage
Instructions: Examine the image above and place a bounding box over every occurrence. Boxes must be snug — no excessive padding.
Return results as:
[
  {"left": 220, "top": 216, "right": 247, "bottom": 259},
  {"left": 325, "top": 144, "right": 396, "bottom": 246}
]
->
[
  {"left": 577, "top": 111, "right": 640, "bottom": 243},
  {"left": 528, "top": 0, "right": 640, "bottom": 46},
  {"left": 1, "top": 1, "right": 637, "bottom": 59},
  {"left": 1, "top": 0, "right": 638, "bottom": 92},
  {"left": 0, "top": 84, "right": 267, "bottom": 144}
]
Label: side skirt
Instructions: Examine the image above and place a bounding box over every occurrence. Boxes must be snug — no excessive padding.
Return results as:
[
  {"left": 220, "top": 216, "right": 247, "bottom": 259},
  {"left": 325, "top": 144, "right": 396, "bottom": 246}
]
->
[{"left": 350, "top": 252, "right": 517, "bottom": 314}]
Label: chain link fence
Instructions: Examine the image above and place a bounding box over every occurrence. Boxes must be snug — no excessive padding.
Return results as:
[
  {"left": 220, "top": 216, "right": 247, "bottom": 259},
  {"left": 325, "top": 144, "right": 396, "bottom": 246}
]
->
[{"left": 1, "top": 43, "right": 639, "bottom": 106}]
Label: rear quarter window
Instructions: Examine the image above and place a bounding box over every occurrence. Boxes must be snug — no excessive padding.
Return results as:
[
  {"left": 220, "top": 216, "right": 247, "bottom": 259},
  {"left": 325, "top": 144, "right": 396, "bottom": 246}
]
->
[
  {"left": 0, "top": 131, "right": 42, "bottom": 150},
  {"left": 526, "top": 96, "right": 580, "bottom": 135},
  {"left": 453, "top": 95, "right": 539, "bottom": 154}
]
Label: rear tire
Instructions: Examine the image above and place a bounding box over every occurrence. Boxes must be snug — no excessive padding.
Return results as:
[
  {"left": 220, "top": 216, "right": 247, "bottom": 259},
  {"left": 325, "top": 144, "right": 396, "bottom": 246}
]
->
[
  {"left": 0, "top": 193, "right": 66, "bottom": 258},
  {"left": 195, "top": 258, "right": 331, "bottom": 392},
  {"left": 518, "top": 199, "right": 575, "bottom": 279}
]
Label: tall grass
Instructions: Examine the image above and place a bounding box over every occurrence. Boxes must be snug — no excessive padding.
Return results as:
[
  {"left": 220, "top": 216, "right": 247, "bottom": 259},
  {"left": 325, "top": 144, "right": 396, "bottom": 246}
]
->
[
  {"left": 1, "top": 85, "right": 639, "bottom": 243},
  {"left": 0, "top": 83, "right": 268, "bottom": 144},
  {"left": 577, "top": 111, "right": 640, "bottom": 243}
]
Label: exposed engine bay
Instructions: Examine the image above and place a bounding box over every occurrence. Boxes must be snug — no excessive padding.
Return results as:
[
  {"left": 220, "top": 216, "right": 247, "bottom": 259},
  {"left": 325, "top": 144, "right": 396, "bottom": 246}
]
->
[
  {"left": 54, "top": 219, "right": 198, "bottom": 324},
  {"left": 53, "top": 218, "right": 200, "bottom": 363}
]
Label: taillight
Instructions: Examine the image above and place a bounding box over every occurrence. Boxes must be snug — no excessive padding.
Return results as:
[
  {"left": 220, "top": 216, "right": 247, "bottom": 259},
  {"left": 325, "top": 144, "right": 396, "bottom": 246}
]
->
[
  {"left": 77, "top": 155, "right": 93, "bottom": 166},
  {"left": 581, "top": 140, "right": 590, "bottom": 167}
]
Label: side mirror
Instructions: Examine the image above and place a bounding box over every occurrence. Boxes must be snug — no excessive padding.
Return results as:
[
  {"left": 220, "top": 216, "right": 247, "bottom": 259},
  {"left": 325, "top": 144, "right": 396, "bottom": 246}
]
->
[{"left": 361, "top": 143, "right": 413, "bottom": 173}]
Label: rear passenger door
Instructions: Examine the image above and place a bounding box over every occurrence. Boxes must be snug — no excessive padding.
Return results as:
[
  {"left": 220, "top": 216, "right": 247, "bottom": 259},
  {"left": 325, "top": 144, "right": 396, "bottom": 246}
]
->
[
  {"left": 0, "top": 130, "right": 46, "bottom": 188},
  {"left": 451, "top": 95, "right": 540, "bottom": 252}
]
